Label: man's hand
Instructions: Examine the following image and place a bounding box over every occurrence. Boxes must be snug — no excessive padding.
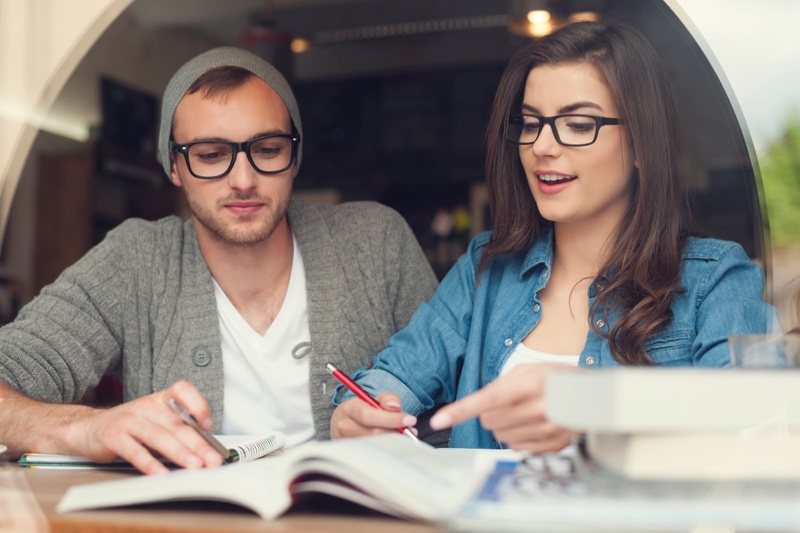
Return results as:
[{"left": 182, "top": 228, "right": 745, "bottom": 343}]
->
[
  {"left": 330, "top": 393, "right": 417, "bottom": 439},
  {"left": 0, "top": 380, "right": 225, "bottom": 474},
  {"left": 429, "top": 364, "right": 578, "bottom": 452}
]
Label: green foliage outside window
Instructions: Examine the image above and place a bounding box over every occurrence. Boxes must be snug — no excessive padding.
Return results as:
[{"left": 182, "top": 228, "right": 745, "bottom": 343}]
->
[{"left": 760, "top": 112, "right": 800, "bottom": 247}]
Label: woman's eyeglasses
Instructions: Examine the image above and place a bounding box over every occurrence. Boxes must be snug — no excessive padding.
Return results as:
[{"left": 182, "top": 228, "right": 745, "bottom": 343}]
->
[{"left": 506, "top": 114, "right": 621, "bottom": 147}]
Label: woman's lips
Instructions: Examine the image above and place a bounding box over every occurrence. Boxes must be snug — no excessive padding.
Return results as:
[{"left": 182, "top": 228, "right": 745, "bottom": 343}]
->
[
  {"left": 536, "top": 173, "right": 577, "bottom": 194},
  {"left": 537, "top": 173, "right": 577, "bottom": 182}
]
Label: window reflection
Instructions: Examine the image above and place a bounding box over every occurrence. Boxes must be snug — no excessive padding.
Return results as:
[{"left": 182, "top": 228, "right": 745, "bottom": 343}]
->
[{"left": 0, "top": 0, "right": 772, "bottom": 323}]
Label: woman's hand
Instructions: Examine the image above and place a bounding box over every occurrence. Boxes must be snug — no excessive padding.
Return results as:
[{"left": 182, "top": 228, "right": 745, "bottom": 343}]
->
[
  {"left": 429, "top": 364, "right": 578, "bottom": 452},
  {"left": 330, "top": 393, "right": 417, "bottom": 439}
]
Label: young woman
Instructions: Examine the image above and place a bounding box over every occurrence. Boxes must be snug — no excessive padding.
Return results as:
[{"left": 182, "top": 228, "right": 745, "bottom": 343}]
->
[{"left": 331, "top": 20, "right": 776, "bottom": 451}]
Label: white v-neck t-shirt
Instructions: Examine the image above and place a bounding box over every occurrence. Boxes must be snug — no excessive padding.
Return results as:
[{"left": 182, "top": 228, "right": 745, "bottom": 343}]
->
[
  {"left": 214, "top": 237, "right": 315, "bottom": 448},
  {"left": 500, "top": 342, "right": 580, "bottom": 376}
]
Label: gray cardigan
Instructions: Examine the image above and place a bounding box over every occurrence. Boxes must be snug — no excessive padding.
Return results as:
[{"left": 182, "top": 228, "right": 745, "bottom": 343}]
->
[{"left": 0, "top": 201, "right": 438, "bottom": 439}]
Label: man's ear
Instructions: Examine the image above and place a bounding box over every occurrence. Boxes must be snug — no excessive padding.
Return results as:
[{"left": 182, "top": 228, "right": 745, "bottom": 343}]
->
[{"left": 169, "top": 154, "right": 183, "bottom": 187}]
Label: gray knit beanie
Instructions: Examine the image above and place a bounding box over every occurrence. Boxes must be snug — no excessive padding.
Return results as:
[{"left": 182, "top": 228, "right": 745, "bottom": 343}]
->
[{"left": 158, "top": 46, "right": 302, "bottom": 177}]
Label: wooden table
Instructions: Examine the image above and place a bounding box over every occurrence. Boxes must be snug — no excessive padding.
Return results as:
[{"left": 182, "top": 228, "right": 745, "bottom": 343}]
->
[{"left": 3, "top": 461, "right": 443, "bottom": 533}]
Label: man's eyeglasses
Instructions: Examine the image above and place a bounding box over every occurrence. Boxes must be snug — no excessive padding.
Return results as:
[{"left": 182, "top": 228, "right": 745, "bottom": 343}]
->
[
  {"left": 505, "top": 114, "right": 621, "bottom": 147},
  {"left": 170, "top": 133, "right": 301, "bottom": 180}
]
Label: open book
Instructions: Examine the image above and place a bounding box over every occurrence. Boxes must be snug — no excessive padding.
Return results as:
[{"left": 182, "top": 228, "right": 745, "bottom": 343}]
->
[
  {"left": 57, "top": 434, "right": 488, "bottom": 522},
  {"left": 20, "top": 433, "right": 285, "bottom": 470}
]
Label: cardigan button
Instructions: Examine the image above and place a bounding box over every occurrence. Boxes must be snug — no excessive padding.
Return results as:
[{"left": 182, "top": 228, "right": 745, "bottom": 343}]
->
[{"left": 192, "top": 347, "right": 211, "bottom": 367}]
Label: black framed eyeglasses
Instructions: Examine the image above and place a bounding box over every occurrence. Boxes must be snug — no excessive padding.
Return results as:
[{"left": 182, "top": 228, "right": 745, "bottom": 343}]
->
[
  {"left": 170, "top": 133, "right": 301, "bottom": 179},
  {"left": 505, "top": 114, "right": 621, "bottom": 147}
]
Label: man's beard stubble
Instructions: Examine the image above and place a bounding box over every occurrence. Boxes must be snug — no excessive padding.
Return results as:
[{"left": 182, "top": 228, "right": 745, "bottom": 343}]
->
[{"left": 187, "top": 193, "right": 289, "bottom": 246}]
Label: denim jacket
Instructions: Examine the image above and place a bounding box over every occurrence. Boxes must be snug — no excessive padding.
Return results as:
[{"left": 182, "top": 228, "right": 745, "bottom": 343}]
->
[{"left": 340, "top": 226, "right": 777, "bottom": 449}]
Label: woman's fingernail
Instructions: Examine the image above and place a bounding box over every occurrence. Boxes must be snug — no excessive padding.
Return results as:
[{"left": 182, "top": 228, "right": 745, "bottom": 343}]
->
[
  {"left": 429, "top": 413, "right": 452, "bottom": 430},
  {"left": 401, "top": 415, "right": 417, "bottom": 427},
  {"left": 385, "top": 400, "right": 402, "bottom": 409}
]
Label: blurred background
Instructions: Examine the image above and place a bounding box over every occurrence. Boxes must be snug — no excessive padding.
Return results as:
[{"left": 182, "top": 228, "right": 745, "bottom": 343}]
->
[{"left": 0, "top": 0, "right": 798, "bottom": 331}]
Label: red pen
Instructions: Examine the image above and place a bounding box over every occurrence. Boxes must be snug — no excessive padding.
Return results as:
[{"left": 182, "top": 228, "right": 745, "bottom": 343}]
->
[{"left": 326, "top": 362, "right": 419, "bottom": 442}]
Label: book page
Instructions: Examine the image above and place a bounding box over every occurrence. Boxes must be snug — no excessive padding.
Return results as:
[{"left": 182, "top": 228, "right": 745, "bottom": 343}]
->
[
  {"left": 290, "top": 479, "right": 420, "bottom": 520},
  {"left": 57, "top": 458, "right": 292, "bottom": 519},
  {"left": 278, "top": 435, "right": 489, "bottom": 521}
]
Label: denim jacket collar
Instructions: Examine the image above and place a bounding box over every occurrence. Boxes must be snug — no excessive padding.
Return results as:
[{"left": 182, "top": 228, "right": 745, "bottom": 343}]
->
[
  {"left": 517, "top": 224, "right": 609, "bottom": 298},
  {"left": 519, "top": 224, "right": 555, "bottom": 281}
]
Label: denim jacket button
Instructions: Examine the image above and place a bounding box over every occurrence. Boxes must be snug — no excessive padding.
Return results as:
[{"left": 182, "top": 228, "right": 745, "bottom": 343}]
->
[
  {"left": 365, "top": 362, "right": 374, "bottom": 369},
  {"left": 504, "top": 338, "right": 513, "bottom": 347},
  {"left": 596, "top": 319, "right": 606, "bottom": 329},
  {"left": 585, "top": 356, "right": 596, "bottom": 365},
  {"left": 533, "top": 303, "right": 541, "bottom": 313}
]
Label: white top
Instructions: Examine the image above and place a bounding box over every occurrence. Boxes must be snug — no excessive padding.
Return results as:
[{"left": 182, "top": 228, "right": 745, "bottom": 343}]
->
[
  {"left": 216, "top": 237, "right": 316, "bottom": 448},
  {"left": 500, "top": 342, "right": 580, "bottom": 376}
]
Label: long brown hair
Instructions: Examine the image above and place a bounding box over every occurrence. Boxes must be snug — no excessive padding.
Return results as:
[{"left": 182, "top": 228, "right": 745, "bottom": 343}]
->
[{"left": 481, "top": 20, "right": 689, "bottom": 365}]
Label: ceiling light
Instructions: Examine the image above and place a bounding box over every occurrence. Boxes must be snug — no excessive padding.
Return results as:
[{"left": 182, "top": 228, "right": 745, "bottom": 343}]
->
[
  {"left": 527, "top": 10, "right": 551, "bottom": 25},
  {"left": 290, "top": 38, "right": 310, "bottom": 54},
  {"left": 508, "top": 0, "right": 564, "bottom": 38},
  {"left": 568, "top": 11, "right": 600, "bottom": 23}
]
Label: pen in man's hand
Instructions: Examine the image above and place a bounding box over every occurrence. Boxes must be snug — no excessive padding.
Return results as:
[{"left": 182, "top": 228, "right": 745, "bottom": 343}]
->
[
  {"left": 325, "top": 362, "right": 419, "bottom": 442},
  {"left": 167, "top": 398, "right": 234, "bottom": 462}
]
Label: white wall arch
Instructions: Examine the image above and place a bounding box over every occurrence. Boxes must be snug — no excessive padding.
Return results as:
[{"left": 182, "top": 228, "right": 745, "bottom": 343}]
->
[{"left": 0, "top": 0, "right": 133, "bottom": 243}]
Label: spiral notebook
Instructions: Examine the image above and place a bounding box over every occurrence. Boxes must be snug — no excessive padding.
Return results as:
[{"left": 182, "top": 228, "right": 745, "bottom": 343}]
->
[{"left": 18, "top": 433, "right": 285, "bottom": 470}]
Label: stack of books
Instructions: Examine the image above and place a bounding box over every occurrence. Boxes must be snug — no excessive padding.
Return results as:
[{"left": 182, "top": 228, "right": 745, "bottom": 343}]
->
[{"left": 546, "top": 367, "right": 800, "bottom": 480}]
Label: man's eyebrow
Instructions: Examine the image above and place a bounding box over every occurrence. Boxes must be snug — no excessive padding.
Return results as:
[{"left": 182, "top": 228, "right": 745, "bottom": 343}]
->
[
  {"left": 179, "top": 129, "right": 292, "bottom": 144},
  {"left": 250, "top": 129, "right": 293, "bottom": 138}
]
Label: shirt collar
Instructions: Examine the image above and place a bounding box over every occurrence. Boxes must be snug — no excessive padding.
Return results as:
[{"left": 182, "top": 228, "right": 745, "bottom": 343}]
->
[
  {"left": 520, "top": 224, "right": 554, "bottom": 279},
  {"left": 516, "top": 224, "right": 610, "bottom": 297}
]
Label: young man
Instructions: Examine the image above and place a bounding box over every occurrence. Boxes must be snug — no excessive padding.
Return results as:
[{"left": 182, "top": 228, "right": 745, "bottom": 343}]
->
[{"left": 0, "top": 47, "right": 437, "bottom": 474}]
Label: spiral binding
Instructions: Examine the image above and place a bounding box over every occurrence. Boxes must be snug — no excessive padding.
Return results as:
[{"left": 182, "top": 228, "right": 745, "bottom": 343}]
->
[{"left": 230, "top": 432, "right": 286, "bottom": 462}]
